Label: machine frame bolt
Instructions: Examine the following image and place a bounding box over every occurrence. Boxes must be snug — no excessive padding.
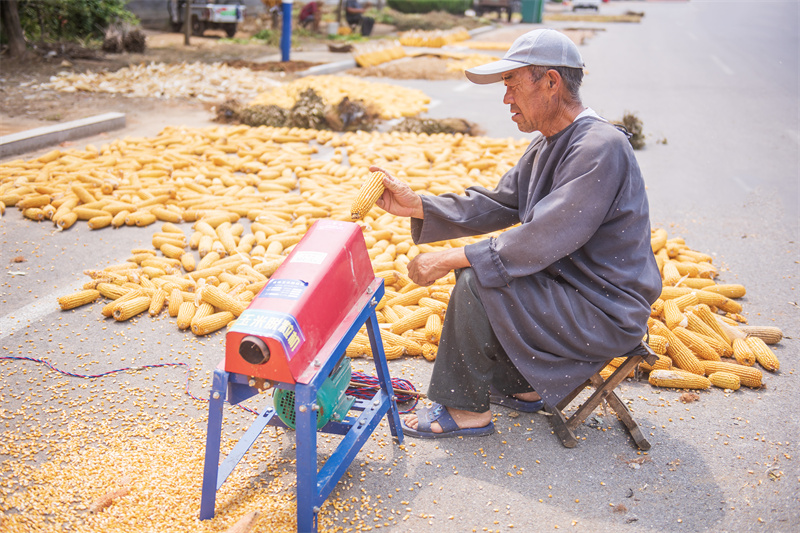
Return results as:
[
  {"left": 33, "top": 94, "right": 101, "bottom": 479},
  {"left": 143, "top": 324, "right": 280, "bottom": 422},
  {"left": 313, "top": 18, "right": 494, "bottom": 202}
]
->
[{"left": 212, "top": 392, "right": 220, "bottom": 400}]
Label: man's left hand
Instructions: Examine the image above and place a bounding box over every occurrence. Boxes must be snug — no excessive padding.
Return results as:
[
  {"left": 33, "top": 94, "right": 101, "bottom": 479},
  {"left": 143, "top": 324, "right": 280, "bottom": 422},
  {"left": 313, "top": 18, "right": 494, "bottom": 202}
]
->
[{"left": 407, "top": 248, "right": 470, "bottom": 287}]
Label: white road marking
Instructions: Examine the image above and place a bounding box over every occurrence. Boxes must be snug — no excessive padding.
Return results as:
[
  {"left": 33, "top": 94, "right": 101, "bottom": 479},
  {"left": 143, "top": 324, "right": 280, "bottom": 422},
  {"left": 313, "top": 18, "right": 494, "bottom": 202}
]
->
[
  {"left": 710, "top": 54, "right": 734, "bottom": 75},
  {"left": 427, "top": 99, "right": 441, "bottom": 110},
  {"left": 454, "top": 82, "right": 472, "bottom": 93},
  {"left": 0, "top": 279, "right": 87, "bottom": 341}
]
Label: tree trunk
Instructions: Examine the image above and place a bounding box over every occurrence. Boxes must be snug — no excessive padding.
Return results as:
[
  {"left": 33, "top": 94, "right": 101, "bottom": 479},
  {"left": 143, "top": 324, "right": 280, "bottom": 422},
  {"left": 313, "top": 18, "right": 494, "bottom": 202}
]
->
[{"left": 0, "top": 0, "right": 28, "bottom": 59}]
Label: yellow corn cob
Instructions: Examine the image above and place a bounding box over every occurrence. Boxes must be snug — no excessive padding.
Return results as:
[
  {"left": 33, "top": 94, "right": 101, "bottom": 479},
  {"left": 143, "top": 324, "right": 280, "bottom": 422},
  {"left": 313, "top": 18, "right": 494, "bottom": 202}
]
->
[
  {"left": 387, "top": 287, "right": 428, "bottom": 307},
  {"left": 380, "top": 329, "right": 423, "bottom": 356},
  {"left": 346, "top": 342, "right": 371, "bottom": 358},
  {"left": 160, "top": 243, "right": 185, "bottom": 260},
  {"left": 673, "top": 292, "right": 700, "bottom": 311},
  {"left": 168, "top": 288, "right": 183, "bottom": 317},
  {"left": 651, "top": 227, "right": 668, "bottom": 252},
  {"left": 701, "top": 283, "right": 746, "bottom": 298},
  {"left": 418, "top": 296, "right": 448, "bottom": 317},
  {"left": 662, "top": 299, "right": 684, "bottom": 329},
  {"left": 675, "top": 278, "right": 716, "bottom": 289},
  {"left": 350, "top": 170, "right": 386, "bottom": 220},
  {"left": 192, "top": 311, "right": 235, "bottom": 336},
  {"left": 56, "top": 211, "right": 78, "bottom": 229},
  {"left": 673, "top": 327, "right": 720, "bottom": 361},
  {"left": 696, "top": 289, "right": 742, "bottom": 314},
  {"left": 648, "top": 369, "right": 711, "bottom": 390},
  {"left": 660, "top": 286, "right": 692, "bottom": 300},
  {"left": 58, "top": 289, "right": 101, "bottom": 310},
  {"left": 599, "top": 366, "right": 615, "bottom": 381},
  {"left": 97, "top": 283, "right": 129, "bottom": 300},
  {"left": 200, "top": 284, "right": 246, "bottom": 316},
  {"left": 87, "top": 214, "right": 113, "bottom": 229},
  {"left": 421, "top": 342, "right": 437, "bottom": 362},
  {"left": 646, "top": 334, "right": 668, "bottom": 355},
  {"left": 639, "top": 353, "right": 672, "bottom": 372},
  {"left": 732, "top": 337, "right": 755, "bottom": 366},
  {"left": 100, "top": 289, "right": 139, "bottom": 317},
  {"left": 180, "top": 252, "right": 196, "bottom": 272},
  {"left": 738, "top": 325, "right": 783, "bottom": 345},
  {"left": 148, "top": 288, "right": 167, "bottom": 316},
  {"left": 708, "top": 371, "right": 741, "bottom": 391},
  {"left": 176, "top": 301, "right": 197, "bottom": 330},
  {"left": 425, "top": 313, "right": 442, "bottom": 343},
  {"left": 661, "top": 261, "right": 681, "bottom": 286},
  {"left": 191, "top": 303, "right": 215, "bottom": 327},
  {"left": 113, "top": 296, "right": 152, "bottom": 321},
  {"left": 745, "top": 336, "right": 779, "bottom": 371},
  {"left": 702, "top": 361, "right": 762, "bottom": 388},
  {"left": 389, "top": 307, "right": 433, "bottom": 335},
  {"left": 17, "top": 194, "right": 51, "bottom": 209},
  {"left": 693, "top": 304, "right": 731, "bottom": 342},
  {"left": 685, "top": 312, "right": 729, "bottom": 348},
  {"left": 649, "top": 320, "right": 704, "bottom": 375},
  {"left": 380, "top": 305, "right": 401, "bottom": 323},
  {"left": 650, "top": 298, "right": 664, "bottom": 318}
]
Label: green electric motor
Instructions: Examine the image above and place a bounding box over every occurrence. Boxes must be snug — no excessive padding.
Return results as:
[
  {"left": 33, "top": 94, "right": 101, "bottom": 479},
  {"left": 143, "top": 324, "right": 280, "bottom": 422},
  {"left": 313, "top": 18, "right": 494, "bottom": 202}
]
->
[{"left": 273, "top": 357, "right": 356, "bottom": 430}]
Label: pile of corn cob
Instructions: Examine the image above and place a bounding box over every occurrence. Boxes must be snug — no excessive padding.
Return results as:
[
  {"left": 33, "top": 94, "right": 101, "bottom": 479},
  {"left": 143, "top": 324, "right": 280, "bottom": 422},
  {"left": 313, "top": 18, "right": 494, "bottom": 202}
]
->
[
  {"left": 247, "top": 75, "right": 430, "bottom": 120},
  {"left": 38, "top": 61, "right": 282, "bottom": 103},
  {"left": 1, "top": 125, "right": 525, "bottom": 360},
  {"left": 398, "top": 27, "right": 471, "bottom": 48},
  {"left": 599, "top": 228, "right": 784, "bottom": 392},
  {"left": 1, "top": 124, "right": 783, "bottom": 391},
  {"left": 352, "top": 40, "right": 406, "bottom": 68}
]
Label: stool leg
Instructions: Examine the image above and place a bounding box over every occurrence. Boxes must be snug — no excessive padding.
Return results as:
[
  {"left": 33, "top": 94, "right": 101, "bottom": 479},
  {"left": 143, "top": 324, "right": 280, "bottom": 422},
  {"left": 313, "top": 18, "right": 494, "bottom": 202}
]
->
[
  {"left": 545, "top": 403, "right": 579, "bottom": 448},
  {"left": 603, "top": 390, "right": 652, "bottom": 450}
]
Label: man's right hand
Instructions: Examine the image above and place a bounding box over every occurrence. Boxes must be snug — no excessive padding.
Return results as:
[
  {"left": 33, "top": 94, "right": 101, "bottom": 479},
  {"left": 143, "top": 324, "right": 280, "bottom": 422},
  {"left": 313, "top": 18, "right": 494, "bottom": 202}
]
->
[{"left": 371, "top": 166, "right": 424, "bottom": 219}]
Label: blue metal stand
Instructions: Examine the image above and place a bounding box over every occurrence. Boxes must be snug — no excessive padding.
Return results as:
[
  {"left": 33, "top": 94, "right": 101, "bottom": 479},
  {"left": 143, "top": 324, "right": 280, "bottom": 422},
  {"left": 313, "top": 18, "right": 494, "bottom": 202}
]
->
[{"left": 199, "top": 278, "right": 403, "bottom": 532}]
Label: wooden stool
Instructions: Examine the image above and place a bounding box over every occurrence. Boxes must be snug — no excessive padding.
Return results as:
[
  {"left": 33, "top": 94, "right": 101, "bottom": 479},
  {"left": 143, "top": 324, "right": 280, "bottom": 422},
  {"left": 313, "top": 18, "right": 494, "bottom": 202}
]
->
[{"left": 544, "top": 342, "right": 657, "bottom": 450}]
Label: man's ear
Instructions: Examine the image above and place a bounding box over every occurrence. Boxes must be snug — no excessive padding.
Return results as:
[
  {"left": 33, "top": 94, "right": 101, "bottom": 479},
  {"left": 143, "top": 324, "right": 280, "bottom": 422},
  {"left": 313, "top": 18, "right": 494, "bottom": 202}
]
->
[{"left": 546, "top": 69, "right": 561, "bottom": 90}]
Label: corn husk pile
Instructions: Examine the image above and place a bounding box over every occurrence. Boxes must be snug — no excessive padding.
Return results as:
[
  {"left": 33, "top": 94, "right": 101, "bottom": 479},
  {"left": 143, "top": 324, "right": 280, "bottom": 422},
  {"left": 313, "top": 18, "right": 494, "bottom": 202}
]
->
[
  {"left": 247, "top": 75, "right": 430, "bottom": 120},
  {"left": 1, "top": 124, "right": 783, "bottom": 387},
  {"left": 398, "top": 27, "right": 471, "bottom": 47},
  {"left": 352, "top": 40, "right": 406, "bottom": 68},
  {"left": 38, "top": 61, "right": 282, "bottom": 103}
]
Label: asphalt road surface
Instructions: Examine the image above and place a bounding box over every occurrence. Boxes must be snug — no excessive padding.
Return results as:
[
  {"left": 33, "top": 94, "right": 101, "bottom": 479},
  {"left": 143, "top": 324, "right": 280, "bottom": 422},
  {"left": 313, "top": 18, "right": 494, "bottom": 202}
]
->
[{"left": 1, "top": 1, "right": 798, "bottom": 532}]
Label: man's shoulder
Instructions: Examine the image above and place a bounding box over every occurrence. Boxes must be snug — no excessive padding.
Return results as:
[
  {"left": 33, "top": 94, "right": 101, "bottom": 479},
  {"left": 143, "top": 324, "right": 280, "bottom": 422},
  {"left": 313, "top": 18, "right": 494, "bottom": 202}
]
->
[{"left": 570, "top": 117, "right": 631, "bottom": 148}]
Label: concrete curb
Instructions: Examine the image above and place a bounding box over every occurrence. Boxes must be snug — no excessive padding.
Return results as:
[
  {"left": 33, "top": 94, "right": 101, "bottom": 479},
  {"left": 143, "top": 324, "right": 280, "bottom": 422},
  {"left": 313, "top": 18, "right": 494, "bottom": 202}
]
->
[{"left": 0, "top": 112, "right": 126, "bottom": 159}]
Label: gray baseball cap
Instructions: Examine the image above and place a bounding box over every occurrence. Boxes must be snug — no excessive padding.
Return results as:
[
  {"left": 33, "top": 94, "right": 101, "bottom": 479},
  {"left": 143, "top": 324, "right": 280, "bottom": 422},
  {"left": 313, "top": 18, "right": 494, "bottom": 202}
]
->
[{"left": 465, "top": 29, "right": 585, "bottom": 84}]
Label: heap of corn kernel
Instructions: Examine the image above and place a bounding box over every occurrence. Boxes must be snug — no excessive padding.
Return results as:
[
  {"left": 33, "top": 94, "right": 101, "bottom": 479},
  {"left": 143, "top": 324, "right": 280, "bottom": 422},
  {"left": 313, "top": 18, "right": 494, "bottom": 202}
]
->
[{"left": 0, "top": 124, "right": 783, "bottom": 389}]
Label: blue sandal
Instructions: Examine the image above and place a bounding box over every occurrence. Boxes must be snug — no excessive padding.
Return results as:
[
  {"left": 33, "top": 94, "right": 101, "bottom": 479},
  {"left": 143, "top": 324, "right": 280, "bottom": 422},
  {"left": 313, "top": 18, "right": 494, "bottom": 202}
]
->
[
  {"left": 402, "top": 403, "right": 495, "bottom": 439},
  {"left": 489, "top": 388, "right": 544, "bottom": 413}
]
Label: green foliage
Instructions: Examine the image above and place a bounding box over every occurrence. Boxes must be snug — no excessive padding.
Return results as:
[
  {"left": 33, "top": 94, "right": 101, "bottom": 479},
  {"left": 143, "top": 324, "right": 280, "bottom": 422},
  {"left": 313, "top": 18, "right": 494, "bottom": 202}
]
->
[
  {"left": 387, "top": 0, "right": 472, "bottom": 16},
  {"left": 16, "top": 0, "right": 138, "bottom": 42}
]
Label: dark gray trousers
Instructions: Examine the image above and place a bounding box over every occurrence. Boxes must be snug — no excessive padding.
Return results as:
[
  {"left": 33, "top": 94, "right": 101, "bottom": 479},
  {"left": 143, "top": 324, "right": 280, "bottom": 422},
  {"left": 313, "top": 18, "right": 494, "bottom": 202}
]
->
[{"left": 427, "top": 268, "right": 534, "bottom": 413}]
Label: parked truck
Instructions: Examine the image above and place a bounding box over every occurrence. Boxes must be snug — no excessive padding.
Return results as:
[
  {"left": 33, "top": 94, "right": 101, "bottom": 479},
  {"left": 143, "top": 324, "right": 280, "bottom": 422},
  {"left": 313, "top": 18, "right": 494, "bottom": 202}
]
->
[{"left": 167, "top": 0, "right": 246, "bottom": 37}]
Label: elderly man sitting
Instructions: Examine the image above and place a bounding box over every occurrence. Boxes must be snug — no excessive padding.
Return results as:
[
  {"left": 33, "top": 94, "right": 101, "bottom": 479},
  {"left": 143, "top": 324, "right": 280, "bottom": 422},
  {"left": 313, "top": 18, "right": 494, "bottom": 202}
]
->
[{"left": 372, "top": 29, "right": 661, "bottom": 439}]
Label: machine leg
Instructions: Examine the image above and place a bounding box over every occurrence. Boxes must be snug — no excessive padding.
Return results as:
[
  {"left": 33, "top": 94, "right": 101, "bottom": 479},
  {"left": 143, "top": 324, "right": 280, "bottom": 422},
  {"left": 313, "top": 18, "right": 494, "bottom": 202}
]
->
[
  {"left": 365, "top": 310, "right": 404, "bottom": 442},
  {"left": 200, "top": 369, "right": 229, "bottom": 519},
  {"left": 295, "top": 383, "right": 320, "bottom": 533}
]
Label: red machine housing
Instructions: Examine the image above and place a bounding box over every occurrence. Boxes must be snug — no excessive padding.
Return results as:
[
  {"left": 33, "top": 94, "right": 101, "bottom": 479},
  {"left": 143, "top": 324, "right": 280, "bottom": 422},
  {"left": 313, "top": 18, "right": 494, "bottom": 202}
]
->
[{"left": 225, "top": 220, "right": 374, "bottom": 384}]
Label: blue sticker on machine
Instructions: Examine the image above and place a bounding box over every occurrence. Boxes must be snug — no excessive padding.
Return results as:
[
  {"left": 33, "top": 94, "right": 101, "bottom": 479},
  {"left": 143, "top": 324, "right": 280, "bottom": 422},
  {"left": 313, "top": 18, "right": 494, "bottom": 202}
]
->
[
  {"left": 258, "top": 278, "right": 307, "bottom": 301},
  {"left": 232, "top": 310, "right": 305, "bottom": 359}
]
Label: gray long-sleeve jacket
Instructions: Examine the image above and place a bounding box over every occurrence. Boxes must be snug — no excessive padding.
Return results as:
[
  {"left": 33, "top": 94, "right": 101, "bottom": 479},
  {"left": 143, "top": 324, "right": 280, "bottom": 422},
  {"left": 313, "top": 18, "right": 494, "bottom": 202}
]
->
[{"left": 411, "top": 116, "right": 662, "bottom": 405}]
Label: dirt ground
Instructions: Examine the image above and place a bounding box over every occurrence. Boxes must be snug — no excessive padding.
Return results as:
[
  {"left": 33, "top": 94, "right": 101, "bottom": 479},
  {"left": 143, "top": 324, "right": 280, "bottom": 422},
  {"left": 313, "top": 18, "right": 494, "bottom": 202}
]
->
[{"left": 0, "top": 29, "right": 318, "bottom": 137}]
